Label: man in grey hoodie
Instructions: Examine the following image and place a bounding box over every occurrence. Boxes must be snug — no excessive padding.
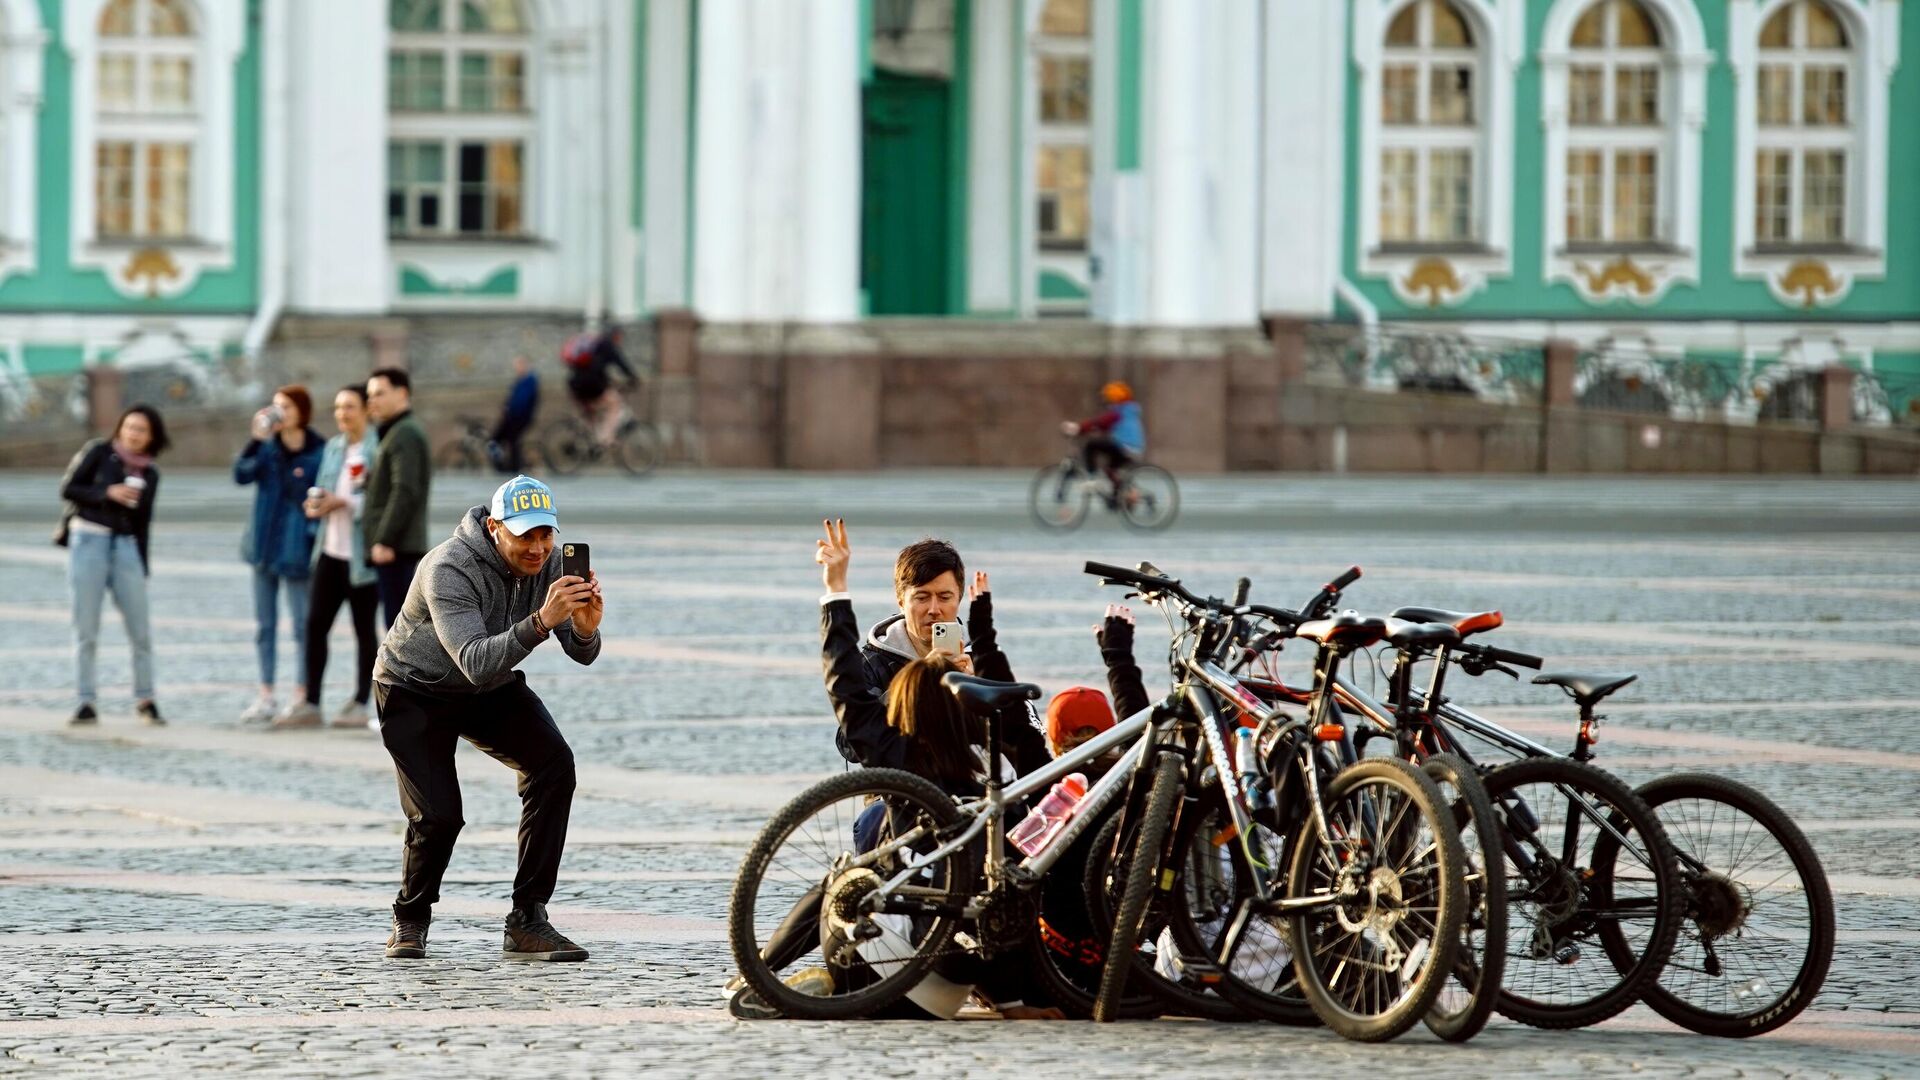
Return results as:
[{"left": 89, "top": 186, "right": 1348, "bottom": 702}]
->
[{"left": 373, "top": 474, "right": 602, "bottom": 962}]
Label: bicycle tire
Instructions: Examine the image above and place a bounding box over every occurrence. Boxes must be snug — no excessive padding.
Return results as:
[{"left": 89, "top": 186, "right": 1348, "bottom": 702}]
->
[
  {"left": 1027, "top": 805, "right": 1165, "bottom": 1021},
  {"left": 1484, "top": 756, "right": 1683, "bottom": 1030},
  {"left": 1081, "top": 807, "right": 1244, "bottom": 1021},
  {"left": 1420, "top": 753, "right": 1507, "bottom": 1043},
  {"left": 541, "top": 419, "right": 592, "bottom": 476},
  {"left": 1164, "top": 793, "right": 1318, "bottom": 1026},
  {"left": 1117, "top": 465, "right": 1180, "bottom": 531},
  {"left": 1287, "top": 756, "right": 1467, "bottom": 1042},
  {"left": 1029, "top": 461, "right": 1090, "bottom": 531},
  {"left": 435, "top": 437, "right": 484, "bottom": 473},
  {"left": 728, "top": 768, "right": 969, "bottom": 1020},
  {"left": 1617, "top": 772, "right": 1833, "bottom": 1037},
  {"left": 1093, "top": 752, "right": 1184, "bottom": 1021},
  {"left": 614, "top": 421, "right": 660, "bottom": 477}
]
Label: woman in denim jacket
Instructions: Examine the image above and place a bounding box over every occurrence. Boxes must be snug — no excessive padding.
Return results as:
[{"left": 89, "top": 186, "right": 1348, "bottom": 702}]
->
[{"left": 234, "top": 385, "right": 324, "bottom": 724}]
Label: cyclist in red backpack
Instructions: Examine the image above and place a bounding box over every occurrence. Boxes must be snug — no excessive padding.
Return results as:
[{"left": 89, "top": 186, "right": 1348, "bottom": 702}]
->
[{"left": 562, "top": 328, "right": 637, "bottom": 447}]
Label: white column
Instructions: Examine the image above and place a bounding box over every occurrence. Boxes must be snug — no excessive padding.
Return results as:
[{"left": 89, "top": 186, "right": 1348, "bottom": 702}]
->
[
  {"left": 1260, "top": 0, "right": 1345, "bottom": 318},
  {"left": 286, "top": 0, "right": 388, "bottom": 313},
  {"left": 968, "top": 0, "right": 1018, "bottom": 313},
  {"left": 1137, "top": 0, "right": 1260, "bottom": 326},
  {"left": 643, "top": 0, "right": 692, "bottom": 311},
  {"left": 693, "top": 0, "right": 859, "bottom": 322}
]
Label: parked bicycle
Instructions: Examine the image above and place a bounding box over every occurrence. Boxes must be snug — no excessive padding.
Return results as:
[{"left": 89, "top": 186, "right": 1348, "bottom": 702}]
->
[
  {"left": 434, "top": 416, "right": 509, "bottom": 474},
  {"left": 1030, "top": 436, "right": 1178, "bottom": 531}
]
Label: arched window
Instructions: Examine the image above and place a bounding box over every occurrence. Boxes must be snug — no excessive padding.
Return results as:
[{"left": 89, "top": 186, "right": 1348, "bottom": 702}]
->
[
  {"left": 1032, "top": 0, "right": 1091, "bottom": 314},
  {"left": 94, "top": 0, "right": 197, "bottom": 239},
  {"left": 1564, "top": 0, "right": 1664, "bottom": 246},
  {"left": 1378, "top": 0, "right": 1479, "bottom": 245},
  {"left": 1753, "top": 0, "right": 1854, "bottom": 247},
  {"left": 387, "top": 0, "right": 532, "bottom": 238}
]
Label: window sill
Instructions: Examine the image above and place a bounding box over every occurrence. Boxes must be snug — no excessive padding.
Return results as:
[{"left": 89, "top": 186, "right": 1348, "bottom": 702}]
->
[
  {"left": 1373, "top": 243, "right": 1503, "bottom": 258},
  {"left": 390, "top": 233, "right": 548, "bottom": 248},
  {"left": 86, "top": 237, "right": 225, "bottom": 255},
  {"left": 1559, "top": 243, "right": 1691, "bottom": 258},
  {"left": 1748, "top": 244, "right": 1881, "bottom": 259}
]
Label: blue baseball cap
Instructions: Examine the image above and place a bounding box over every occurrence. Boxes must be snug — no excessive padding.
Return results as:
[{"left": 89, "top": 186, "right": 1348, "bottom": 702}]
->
[{"left": 489, "top": 475, "right": 559, "bottom": 535}]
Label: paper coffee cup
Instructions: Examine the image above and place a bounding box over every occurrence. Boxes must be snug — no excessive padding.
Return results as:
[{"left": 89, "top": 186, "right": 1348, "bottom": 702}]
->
[{"left": 124, "top": 476, "right": 147, "bottom": 491}]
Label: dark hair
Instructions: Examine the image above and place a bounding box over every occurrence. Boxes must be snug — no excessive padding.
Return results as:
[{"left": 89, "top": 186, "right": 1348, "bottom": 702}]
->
[
  {"left": 114, "top": 403, "right": 171, "bottom": 457},
  {"left": 337, "top": 383, "right": 368, "bottom": 405},
  {"left": 893, "top": 538, "right": 965, "bottom": 599},
  {"left": 274, "top": 384, "right": 313, "bottom": 427},
  {"left": 368, "top": 366, "right": 412, "bottom": 393},
  {"left": 886, "top": 655, "right": 985, "bottom": 791}
]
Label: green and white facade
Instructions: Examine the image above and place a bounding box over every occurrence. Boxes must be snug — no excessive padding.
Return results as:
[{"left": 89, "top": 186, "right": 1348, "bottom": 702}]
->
[{"left": 0, "top": 0, "right": 1916, "bottom": 415}]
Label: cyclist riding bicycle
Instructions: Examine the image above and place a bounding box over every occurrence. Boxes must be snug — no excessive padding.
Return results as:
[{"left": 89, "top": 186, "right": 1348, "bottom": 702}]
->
[
  {"left": 1060, "top": 381, "right": 1145, "bottom": 488},
  {"left": 561, "top": 328, "right": 638, "bottom": 446}
]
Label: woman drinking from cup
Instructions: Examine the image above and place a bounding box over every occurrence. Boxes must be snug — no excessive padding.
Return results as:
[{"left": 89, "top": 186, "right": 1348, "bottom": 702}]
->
[
  {"left": 234, "top": 385, "right": 323, "bottom": 725},
  {"left": 54, "top": 404, "right": 171, "bottom": 726}
]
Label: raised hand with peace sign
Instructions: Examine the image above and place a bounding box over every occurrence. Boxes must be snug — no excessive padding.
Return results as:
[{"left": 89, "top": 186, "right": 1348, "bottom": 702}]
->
[{"left": 815, "top": 518, "right": 850, "bottom": 594}]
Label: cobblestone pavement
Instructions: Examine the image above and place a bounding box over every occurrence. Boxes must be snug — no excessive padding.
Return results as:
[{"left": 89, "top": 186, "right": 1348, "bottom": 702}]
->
[{"left": 1, "top": 472, "right": 1916, "bottom": 1077}]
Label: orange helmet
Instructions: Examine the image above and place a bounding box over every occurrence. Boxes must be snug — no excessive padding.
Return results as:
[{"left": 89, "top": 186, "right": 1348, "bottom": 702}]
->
[{"left": 1101, "top": 380, "right": 1133, "bottom": 404}]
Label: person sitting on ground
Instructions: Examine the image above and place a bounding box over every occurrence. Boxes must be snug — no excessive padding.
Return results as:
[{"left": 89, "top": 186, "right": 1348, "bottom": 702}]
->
[
  {"left": 1060, "top": 380, "right": 1147, "bottom": 490},
  {"left": 816, "top": 520, "right": 1045, "bottom": 779}
]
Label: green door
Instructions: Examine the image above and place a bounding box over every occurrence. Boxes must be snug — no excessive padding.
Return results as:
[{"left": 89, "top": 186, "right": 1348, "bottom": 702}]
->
[{"left": 861, "top": 71, "right": 951, "bottom": 315}]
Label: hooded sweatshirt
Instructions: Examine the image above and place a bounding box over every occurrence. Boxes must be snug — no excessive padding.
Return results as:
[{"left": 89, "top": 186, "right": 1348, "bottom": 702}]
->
[{"left": 373, "top": 506, "right": 600, "bottom": 694}]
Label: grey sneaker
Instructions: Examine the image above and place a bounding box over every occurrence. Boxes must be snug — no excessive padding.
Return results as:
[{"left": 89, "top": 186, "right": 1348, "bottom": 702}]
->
[
  {"left": 239, "top": 697, "right": 277, "bottom": 725},
  {"left": 330, "top": 701, "right": 370, "bottom": 729},
  {"left": 503, "top": 904, "right": 588, "bottom": 961},
  {"left": 271, "top": 701, "right": 322, "bottom": 729},
  {"left": 386, "top": 916, "right": 430, "bottom": 959}
]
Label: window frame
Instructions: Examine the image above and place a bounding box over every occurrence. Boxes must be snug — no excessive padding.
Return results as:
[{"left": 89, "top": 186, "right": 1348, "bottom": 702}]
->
[
  {"left": 94, "top": 0, "right": 199, "bottom": 242},
  {"left": 1562, "top": 0, "right": 1670, "bottom": 250},
  {"left": 1032, "top": 3, "right": 1091, "bottom": 256},
  {"left": 1750, "top": 0, "right": 1858, "bottom": 251},
  {"left": 386, "top": 0, "right": 535, "bottom": 241},
  {"left": 1378, "top": 0, "right": 1484, "bottom": 248}
]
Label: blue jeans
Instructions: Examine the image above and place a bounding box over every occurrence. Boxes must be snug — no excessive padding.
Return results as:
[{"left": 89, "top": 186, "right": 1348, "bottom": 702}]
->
[
  {"left": 252, "top": 567, "right": 311, "bottom": 690},
  {"left": 69, "top": 531, "right": 155, "bottom": 706}
]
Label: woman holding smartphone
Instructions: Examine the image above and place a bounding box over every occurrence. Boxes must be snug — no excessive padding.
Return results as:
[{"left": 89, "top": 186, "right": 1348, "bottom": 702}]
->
[
  {"left": 54, "top": 404, "right": 171, "bottom": 726},
  {"left": 234, "top": 385, "right": 324, "bottom": 725}
]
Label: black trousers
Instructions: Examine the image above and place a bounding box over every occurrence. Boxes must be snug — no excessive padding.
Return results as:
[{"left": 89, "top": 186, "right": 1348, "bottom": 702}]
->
[
  {"left": 1081, "top": 436, "right": 1132, "bottom": 476},
  {"left": 375, "top": 553, "right": 423, "bottom": 631},
  {"left": 304, "top": 555, "right": 378, "bottom": 707},
  {"left": 491, "top": 415, "right": 531, "bottom": 474},
  {"left": 376, "top": 675, "right": 577, "bottom": 921}
]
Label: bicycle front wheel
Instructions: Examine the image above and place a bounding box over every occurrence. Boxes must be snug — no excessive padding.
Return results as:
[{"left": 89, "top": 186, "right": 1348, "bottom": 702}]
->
[
  {"left": 541, "top": 419, "right": 593, "bottom": 476},
  {"left": 1618, "top": 772, "right": 1832, "bottom": 1037},
  {"left": 1029, "top": 462, "right": 1090, "bottom": 531},
  {"left": 1092, "top": 752, "right": 1185, "bottom": 1021},
  {"left": 1117, "top": 465, "right": 1179, "bottom": 531},
  {"left": 1419, "top": 753, "right": 1507, "bottom": 1043},
  {"left": 435, "top": 437, "right": 484, "bottom": 473},
  {"left": 1485, "top": 756, "right": 1683, "bottom": 1030},
  {"left": 728, "top": 768, "right": 972, "bottom": 1021},
  {"left": 614, "top": 421, "right": 660, "bottom": 477},
  {"left": 1287, "top": 757, "right": 1467, "bottom": 1042}
]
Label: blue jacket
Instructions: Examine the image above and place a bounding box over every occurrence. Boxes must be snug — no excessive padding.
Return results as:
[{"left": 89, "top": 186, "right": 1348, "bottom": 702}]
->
[
  {"left": 235, "top": 430, "right": 324, "bottom": 579},
  {"left": 1110, "top": 401, "right": 1146, "bottom": 455},
  {"left": 307, "top": 428, "right": 381, "bottom": 588},
  {"left": 503, "top": 372, "right": 539, "bottom": 427}
]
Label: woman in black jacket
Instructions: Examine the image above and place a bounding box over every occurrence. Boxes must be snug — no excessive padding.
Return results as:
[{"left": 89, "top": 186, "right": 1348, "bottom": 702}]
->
[{"left": 55, "top": 405, "right": 170, "bottom": 726}]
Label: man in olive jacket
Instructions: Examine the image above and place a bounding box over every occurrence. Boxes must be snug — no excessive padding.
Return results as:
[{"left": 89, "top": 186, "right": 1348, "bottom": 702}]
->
[{"left": 363, "top": 367, "right": 432, "bottom": 628}]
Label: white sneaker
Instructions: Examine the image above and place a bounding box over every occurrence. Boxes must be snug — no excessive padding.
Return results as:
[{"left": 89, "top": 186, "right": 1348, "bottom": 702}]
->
[
  {"left": 239, "top": 697, "right": 277, "bottom": 725},
  {"left": 367, "top": 716, "right": 382, "bottom": 733},
  {"left": 330, "top": 701, "right": 370, "bottom": 729}
]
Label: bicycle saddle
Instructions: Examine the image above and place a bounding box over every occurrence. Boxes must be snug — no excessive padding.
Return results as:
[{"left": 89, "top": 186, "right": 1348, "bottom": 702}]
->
[
  {"left": 940, "top": 673, "right": 1043, "bottom": 716},
  {"left": 1532, "top": 672, "right": 1637, "bottom": 707},
  {"left": 1293, "top": 611, "right": 1388, "bottom": 650},
  {"left": 1389, "top": 606, "right": 1504, "bottom": 637},
  {"left": 1384, "top": 619, "right": 1461, "bottom": 652}
]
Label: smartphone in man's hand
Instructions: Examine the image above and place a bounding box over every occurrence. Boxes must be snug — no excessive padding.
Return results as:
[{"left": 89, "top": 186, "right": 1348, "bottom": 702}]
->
[
  {"left": 562, "top": 542, "right": 591, "bottom": 583},
  {"left": 930, "top": 621, "right": 964, "bottom": 657}
]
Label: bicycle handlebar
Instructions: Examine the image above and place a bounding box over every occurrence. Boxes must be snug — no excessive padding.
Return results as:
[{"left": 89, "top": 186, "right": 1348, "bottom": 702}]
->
[{"left": 1455, "top": 641, "right": 1545, "bottom": 670}]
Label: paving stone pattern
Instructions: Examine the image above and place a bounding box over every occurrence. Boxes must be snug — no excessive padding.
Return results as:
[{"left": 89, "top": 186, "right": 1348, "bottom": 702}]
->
[{"left": 1, "top": 473, "right": 1917, "bottom": 1077}]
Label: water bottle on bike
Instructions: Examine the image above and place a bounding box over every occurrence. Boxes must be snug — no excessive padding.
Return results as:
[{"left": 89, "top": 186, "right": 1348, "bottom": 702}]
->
[{"left": 1007, "top": 773, "right": 1089, "bottom": 857}]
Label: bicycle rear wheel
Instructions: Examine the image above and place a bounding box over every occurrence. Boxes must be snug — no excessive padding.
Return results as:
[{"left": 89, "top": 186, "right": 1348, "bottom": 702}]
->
[
  {"left": 1420, "top": 753, "right": 1507, "bottom": 1042},
  {"left": 1484, "top": 757, "right": 1683, "bottom": 1030},
  {"left": 1092, "top": 752, "right": 1184, "bottom": 1021},
  {"left": 435, "top": 437, "right": 485, "bottom": 473},
  {"left": 541, "top": 419, "right": 593, "bottom": 476},
  {"left": 1117, "top": 465, "right": 1179, "bottom": 531},
  {"left": 1029, "top": 462, "right": 1090, "bottom": 531},
  {"left": 1287, "top": 757, "right": 1467, "bottom": 1042},
  {"left": 1615, "top": 772, "right": 1832, "bottom": 1037},
  {"left": 728, "top": 768, "right": 972, "bottom": 1020}
]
